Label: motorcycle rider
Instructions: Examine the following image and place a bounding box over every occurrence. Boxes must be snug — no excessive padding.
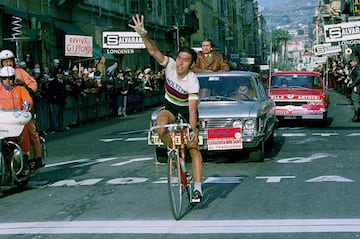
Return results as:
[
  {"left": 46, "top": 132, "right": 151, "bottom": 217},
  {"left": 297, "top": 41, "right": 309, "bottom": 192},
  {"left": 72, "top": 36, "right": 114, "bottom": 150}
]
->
[
  {"left": 0, "top": 50, "right": 44, "bottom": 168},
  {"left": 0, "top": 66, "right": 32, "bottom": 165}
]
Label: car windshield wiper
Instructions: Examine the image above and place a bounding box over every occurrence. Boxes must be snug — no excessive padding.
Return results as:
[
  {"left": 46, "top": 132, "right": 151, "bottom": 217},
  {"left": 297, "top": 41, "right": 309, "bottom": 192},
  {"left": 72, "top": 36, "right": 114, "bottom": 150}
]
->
[{"left": 201, "top": 95, "right": 240, "bottom": 101}]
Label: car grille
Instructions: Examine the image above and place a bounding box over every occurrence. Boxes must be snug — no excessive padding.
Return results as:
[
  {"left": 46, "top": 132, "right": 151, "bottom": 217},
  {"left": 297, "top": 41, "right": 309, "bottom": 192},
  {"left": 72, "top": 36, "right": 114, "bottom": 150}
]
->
[{"left": 200, "top": 118, "right": 236, "bottom": 129}]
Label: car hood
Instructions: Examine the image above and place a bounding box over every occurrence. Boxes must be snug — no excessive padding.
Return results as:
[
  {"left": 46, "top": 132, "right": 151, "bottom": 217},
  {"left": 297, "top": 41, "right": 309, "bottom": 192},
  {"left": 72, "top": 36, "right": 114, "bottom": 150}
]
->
[{"left": 150, "top": 101, "right": 268, "bottom": 121}]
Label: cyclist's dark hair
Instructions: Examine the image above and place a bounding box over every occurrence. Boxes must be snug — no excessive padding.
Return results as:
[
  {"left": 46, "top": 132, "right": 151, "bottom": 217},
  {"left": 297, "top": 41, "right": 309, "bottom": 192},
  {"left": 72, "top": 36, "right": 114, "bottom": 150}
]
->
[{"left": 178, "top": 47, "right": 197, "bottom": 64}]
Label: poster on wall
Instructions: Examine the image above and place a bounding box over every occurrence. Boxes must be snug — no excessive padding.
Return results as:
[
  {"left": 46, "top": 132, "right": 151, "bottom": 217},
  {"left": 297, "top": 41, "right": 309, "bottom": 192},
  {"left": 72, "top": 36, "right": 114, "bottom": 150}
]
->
[{"left": 65, "top": 35, "right": 93, "bottom": 57}]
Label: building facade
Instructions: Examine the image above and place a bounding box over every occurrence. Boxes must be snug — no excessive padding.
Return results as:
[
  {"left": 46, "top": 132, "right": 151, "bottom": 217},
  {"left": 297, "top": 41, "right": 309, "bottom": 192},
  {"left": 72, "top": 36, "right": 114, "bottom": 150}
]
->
[{"left": 0, "top": 0, "right": 264, "bottom": 71}]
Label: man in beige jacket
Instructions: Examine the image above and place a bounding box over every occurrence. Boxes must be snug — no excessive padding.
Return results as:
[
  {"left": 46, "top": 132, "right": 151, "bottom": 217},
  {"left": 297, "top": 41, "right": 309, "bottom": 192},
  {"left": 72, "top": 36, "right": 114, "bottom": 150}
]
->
[{"left": 193, "top": 38, "right": 230, "bottom": 73}]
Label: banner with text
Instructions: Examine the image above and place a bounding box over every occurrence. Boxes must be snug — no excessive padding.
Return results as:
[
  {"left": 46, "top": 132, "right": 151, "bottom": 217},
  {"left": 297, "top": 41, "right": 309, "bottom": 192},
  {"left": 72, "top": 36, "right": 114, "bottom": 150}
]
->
[
  {"left": 102, "top": 32, "right": 145, "bottom": 49},
  {"left": 65, "top": 35, "right": 93, "bottom": 57},
  {"left": 324, "top": 21, "right": 360, "bottom": 43}
]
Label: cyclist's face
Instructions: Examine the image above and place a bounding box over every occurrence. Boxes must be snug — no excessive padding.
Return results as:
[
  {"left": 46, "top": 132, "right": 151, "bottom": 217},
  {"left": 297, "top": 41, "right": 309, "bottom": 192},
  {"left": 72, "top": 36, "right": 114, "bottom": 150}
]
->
[
  {"left": 176, "top": 52, "right": 192, "bottom": 77},
  {"left": 1, "top": 59, "right": 13, "bottom": 67}
]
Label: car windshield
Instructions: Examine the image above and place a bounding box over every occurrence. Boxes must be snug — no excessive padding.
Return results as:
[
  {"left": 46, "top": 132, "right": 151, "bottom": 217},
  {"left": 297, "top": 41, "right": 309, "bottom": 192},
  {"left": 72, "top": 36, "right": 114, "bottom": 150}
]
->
[
  {"left": 198, "top": 76, "right": 256, "bottom": 101},
  {"left": 269, "top": 74, "right": 322, "bottom": 89}
]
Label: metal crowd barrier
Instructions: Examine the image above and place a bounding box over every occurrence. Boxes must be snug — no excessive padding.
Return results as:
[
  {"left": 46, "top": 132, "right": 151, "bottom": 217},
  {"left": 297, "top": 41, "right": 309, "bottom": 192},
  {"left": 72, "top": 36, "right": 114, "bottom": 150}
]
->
[{"left": 33, "top": 91, "right": 163, "bottom": 132}]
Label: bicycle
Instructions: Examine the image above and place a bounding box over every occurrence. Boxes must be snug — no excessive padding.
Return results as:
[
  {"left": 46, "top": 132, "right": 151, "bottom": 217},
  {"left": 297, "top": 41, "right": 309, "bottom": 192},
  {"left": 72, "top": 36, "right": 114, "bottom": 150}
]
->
[{"left": 148, "top": 114, "right": 198, "bottom": 220}]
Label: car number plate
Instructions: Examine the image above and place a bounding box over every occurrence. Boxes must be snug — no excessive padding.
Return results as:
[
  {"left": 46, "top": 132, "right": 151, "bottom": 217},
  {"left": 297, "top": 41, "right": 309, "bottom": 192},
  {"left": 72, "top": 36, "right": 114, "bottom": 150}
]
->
[
  {"left": 148, "top": 135, "right": 203, "bottom": 145},
  {"left": 207, "top": 127, "right": 242, "bottom": 150}
]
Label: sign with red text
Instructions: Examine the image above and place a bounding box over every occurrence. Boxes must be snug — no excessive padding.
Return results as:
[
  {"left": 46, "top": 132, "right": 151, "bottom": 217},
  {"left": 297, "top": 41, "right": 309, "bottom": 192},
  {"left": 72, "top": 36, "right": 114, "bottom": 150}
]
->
[{"left": 65, "top": 35, "right": 93, "bottom": 57}]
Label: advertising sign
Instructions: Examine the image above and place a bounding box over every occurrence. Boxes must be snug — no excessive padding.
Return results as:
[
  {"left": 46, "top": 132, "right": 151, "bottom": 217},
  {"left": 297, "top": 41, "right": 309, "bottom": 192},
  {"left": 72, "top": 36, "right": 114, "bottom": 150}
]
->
[
  {"left": 313, "top": 43, "right": 341, "bottom": 56},
  {"left": 324, "top": 21, "right": 360, "bottom": 43},
  {"left": 102, "top": 32, "right": 145, "bottom": 49},
  {"left": 65, "top": 35, "right": 93, "bottom": 57},
  {"left": 354, "top": 0, "right": 360, "bottom": 13}
]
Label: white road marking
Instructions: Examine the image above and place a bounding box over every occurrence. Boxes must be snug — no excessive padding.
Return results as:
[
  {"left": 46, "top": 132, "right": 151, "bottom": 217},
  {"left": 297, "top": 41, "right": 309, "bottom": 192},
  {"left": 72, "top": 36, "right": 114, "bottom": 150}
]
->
[
  {"left": 256, "top": 176, "right": 296, "bottom": 183},
  {"left": 125, "top": 137, "right": 147, "bottom": 142},
  {"left": 45, "top": 158, "right": 95, "bottom": 168},
  {"left": 281, "top": 133, "right": 307, "bottom": 137},
  {"left": 99, "top": 138, "right": 124, "bottom": 142},
  {"left": 277, "top": 153, "right": 334, "bottom": 163},
  {"left": 204, "top": 177, "right": 245, "bottom": 184},
  {"left": 312, "top": 133, "right": 338, "bottom": 137},
  {"left": 71, "top": 157, "right": 118, "bottom": 168},
  {"left": 111, "top": 157, "right": 153, "bottom": 166},
  {"left": 306, "top": 175, "right": 354, "bottom": 183},
  {"left": 1, "top": 219, "right": 360, "bottom": 234},
  {"left": 347, "top": 133, "right": 360, "bottom": 136}
]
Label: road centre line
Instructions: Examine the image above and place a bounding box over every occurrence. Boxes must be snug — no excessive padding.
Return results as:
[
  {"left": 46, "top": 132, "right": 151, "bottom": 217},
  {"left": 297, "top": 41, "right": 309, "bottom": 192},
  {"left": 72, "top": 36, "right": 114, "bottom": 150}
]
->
[{"left": 1, "top": 219, "right": 360, "bottom": 234}]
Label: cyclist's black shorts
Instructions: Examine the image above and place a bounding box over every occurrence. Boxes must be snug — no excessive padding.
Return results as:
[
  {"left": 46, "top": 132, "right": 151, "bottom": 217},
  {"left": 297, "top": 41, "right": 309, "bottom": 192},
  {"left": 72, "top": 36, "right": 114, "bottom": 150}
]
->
[{"left": 163, "top": 100, "right": 190, "bottom": 122}]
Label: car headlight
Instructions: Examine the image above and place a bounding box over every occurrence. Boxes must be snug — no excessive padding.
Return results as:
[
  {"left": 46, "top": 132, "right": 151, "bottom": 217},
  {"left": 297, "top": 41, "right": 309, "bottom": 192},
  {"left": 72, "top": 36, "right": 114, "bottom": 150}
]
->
[
  {"left": 244, "top": 119, "right": 256, "bottom": 130},
  {"left": 232, "top": 120, "right": 242, "bottom": 128}
]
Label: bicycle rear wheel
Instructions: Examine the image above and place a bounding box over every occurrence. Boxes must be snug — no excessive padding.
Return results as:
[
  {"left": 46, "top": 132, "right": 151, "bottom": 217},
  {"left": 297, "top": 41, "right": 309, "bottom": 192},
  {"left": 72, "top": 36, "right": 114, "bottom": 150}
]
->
[{"left": 167, "top": 150, "right": 190, "bottom": 220}]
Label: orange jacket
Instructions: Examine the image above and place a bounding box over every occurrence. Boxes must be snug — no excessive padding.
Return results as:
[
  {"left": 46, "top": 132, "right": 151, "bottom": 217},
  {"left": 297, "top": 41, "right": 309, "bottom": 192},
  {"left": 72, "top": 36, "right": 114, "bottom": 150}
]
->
[
  {"left": 0, "top": 84, "right": 33, "bottom": 111},
  {"left": 193, "top": 51, "right": 230, "bottom": 73},
  {"left": 14, "top": 67, "right": 38, "bottom": 92}
]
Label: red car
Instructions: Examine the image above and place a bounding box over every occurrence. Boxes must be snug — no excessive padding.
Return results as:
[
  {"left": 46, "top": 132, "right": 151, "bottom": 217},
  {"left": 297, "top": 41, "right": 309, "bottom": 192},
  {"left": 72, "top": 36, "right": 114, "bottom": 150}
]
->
[{"left": 267, "top": 71, "right": 329, "bottom": 123}]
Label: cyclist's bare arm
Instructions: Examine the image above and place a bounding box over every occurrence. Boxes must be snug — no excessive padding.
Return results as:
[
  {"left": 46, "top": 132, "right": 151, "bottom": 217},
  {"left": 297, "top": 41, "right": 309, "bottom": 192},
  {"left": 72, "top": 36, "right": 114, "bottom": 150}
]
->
[
  {"left": 128, "top": 14, "right": 167, "bottom": 65},
  {"left": 188, "top": 98, "right": 198, "bottom": 131}
]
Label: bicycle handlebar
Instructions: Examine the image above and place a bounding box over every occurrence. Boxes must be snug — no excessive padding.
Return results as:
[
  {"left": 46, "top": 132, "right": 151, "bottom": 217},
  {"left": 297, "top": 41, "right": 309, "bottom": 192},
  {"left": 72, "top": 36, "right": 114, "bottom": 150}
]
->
[
  {"left": 148, "top": 122, "right": 192, "bottom": 146},
  {"left": 149, "top": 122, "right": 191, "bottom": 134}
]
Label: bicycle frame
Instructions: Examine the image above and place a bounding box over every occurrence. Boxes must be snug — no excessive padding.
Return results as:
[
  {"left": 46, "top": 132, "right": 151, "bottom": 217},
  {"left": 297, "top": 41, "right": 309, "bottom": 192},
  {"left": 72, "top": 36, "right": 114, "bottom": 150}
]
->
[{"left": 149, "top": 120, "right": 194, "bottom": 220}]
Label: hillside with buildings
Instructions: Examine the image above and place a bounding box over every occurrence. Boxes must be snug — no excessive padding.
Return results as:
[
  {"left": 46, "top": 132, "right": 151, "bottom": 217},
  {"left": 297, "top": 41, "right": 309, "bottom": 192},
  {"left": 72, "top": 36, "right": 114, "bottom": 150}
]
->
[
  {"left": 258, "top": 0, "right": 318, "bottom": 71},
  {"left": 258, "top": 0, "right": 317, "bottom": 31}
]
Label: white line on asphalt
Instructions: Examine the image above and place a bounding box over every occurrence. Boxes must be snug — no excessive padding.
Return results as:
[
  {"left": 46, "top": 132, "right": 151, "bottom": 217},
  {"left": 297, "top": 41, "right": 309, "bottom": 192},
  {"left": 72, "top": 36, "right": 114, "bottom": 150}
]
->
[
  {"left": 71, "top": 157, "right": 119, "bottom": 168},
  {"left": 125, "top": 137, "right": 148, "bottom": 142},
  {"left": 281, "top": 133, "right": 307, "bottom": 137},
  {"left": 99, "top": 138, "right": 124, "bottom": 142},
  {"left": 311, "top": 133, "right": 338, "bottom": 137},
  {"left": 111, "top": 157, "right": 153, "bottom": 166},
  {"left": 1, "top": 219, "right": 360, "bottom": 234}
]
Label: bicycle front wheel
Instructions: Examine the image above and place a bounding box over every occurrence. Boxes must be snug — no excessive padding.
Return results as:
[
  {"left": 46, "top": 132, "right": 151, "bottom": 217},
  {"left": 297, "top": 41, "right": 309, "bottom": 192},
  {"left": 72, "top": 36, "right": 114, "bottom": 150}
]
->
[{"left": 167, "top": 150, "right": 190, "bottom": 220}]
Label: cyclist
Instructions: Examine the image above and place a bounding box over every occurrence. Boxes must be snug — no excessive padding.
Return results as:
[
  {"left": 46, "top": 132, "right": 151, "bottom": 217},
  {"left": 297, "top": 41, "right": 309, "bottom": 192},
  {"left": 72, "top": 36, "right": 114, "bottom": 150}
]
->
[{"left": 129, "top": 14, "right": 203, "bottom": 202}]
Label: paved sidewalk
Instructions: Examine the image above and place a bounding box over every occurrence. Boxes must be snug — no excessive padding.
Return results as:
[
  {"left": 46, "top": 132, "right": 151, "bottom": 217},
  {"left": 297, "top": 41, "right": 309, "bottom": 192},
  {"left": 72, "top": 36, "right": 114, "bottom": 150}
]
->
[{"left": 327, "top": 89, "right": 356, "bottom": 128}]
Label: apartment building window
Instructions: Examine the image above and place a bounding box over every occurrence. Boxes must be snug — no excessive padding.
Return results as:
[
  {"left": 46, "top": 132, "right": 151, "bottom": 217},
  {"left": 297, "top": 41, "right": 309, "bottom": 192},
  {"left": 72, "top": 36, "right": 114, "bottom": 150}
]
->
[{"left": 130, "top": 0, "right": 139, "bottom": 14}]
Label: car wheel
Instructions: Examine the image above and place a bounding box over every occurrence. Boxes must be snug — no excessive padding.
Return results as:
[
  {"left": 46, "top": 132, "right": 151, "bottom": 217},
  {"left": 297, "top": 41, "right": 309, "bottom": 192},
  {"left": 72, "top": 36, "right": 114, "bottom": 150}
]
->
[
  {"left": 249, "top": 141, "right": 265, "bottom": 162},
  {"left": 155, "top": 148, "right": 168, "bottom": 163}
]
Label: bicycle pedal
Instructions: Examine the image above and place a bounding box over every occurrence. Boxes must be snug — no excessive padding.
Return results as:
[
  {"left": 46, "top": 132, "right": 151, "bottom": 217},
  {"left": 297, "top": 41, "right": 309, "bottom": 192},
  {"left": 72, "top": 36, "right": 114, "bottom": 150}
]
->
[{"left": 191, "top": 198, "right": 201, "bottom": 203}]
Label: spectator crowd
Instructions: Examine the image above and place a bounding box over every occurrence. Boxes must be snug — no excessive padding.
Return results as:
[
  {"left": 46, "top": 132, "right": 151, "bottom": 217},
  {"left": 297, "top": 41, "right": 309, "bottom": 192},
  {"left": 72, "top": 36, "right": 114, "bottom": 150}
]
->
[{"left": 17, "top": 54, "right": 165, "bottom": 133}]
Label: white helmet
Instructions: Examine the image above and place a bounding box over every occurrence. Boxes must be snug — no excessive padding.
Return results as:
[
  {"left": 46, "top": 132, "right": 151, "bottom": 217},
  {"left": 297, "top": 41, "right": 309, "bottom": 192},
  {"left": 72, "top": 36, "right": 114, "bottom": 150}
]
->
[
  {"left": 0, "top": 66, "right": 16, "bottom": 78},
  {"left": 0, "top": 50, "right": 15, "bottom": 60}
]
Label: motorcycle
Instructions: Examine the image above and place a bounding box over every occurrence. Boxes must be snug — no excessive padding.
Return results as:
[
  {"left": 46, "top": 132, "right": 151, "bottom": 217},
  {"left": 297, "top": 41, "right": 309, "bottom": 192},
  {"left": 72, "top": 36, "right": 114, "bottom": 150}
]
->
[{"left": 0, "top": 102, "right": 47, "bottom": 189}]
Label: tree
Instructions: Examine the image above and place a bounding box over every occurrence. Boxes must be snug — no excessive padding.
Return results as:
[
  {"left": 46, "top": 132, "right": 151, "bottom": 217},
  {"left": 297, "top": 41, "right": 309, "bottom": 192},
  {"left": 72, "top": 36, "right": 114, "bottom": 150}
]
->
[{"left": 272, "top": 29, "right": 292, "bottom": 66}]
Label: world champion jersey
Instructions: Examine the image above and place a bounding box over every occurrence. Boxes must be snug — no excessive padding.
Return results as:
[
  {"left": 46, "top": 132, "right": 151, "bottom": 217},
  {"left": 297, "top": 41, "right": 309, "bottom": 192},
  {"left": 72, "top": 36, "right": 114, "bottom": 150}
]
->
[{"left": 164, "top": 57, "right": 199, "bottom": 107}]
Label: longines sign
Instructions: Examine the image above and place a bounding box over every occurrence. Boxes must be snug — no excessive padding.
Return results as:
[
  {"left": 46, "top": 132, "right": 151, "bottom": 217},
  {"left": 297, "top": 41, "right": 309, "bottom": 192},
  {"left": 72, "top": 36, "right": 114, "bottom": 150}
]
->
[
  {"left": 102, "top": 32, "right": 145, "bottom": 49},
  {"left": 324, "top": 21, "right": 360, "bottom": 43},
  {"left": 313, "top": 43, "right": 341, "bottom": 56}
]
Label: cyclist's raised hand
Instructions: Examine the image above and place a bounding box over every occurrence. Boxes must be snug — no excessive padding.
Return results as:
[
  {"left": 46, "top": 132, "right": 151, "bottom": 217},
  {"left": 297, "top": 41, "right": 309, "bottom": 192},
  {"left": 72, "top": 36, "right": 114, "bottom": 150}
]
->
[{"left": 128, "top": 14, "right": 148, "bottom": 37}]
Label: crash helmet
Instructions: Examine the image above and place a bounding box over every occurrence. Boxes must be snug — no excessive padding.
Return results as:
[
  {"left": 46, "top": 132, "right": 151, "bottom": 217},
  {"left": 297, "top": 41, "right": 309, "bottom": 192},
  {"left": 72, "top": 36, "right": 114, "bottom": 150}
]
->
[
  {"left": 0, "top": 66, "right": 16, "bottom": 78},
  {"left": 0, "top": 50, "right": 15, "bottom": 61}
]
